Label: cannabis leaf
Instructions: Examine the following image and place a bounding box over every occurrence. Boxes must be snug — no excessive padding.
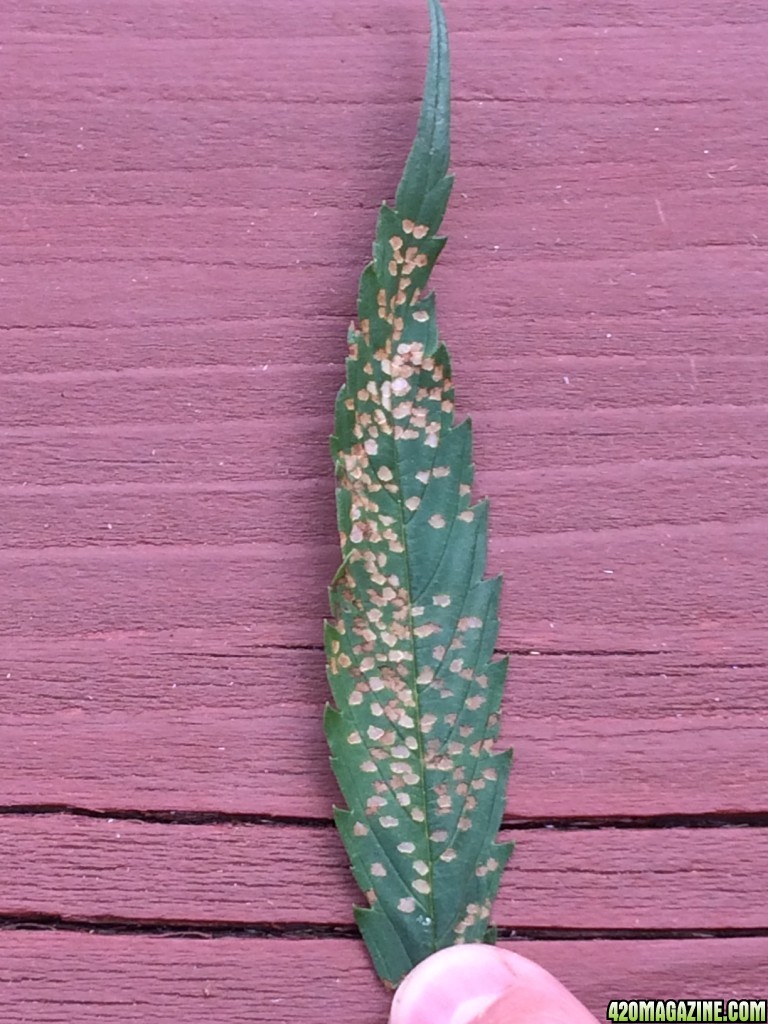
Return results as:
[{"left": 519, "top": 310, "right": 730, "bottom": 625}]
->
[{"left": 325, "top": 0, "right": 512, "bottom": 988}]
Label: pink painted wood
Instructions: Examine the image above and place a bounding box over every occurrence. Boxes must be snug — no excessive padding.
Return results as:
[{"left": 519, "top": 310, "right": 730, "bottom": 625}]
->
[
  {"left": 2, "top": 0, "right": 766, "bottom": 1018},
  {"left": 1, "top": 815, "right": 767, "bottom": 932},
  {"left": 0, "top": 935, "right": 766, "bottom": 1022}
]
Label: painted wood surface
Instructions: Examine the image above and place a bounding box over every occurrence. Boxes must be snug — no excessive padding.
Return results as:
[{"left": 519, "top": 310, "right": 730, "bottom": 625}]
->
[
  {"left": 2, "top": 0, "right": 766, "bottom": 1017},
  {"left": 2, "top": 815, "right": 767, "bottom": 931},
  {"left": 2, "top": 636, "right": 766, "bottom": 818},
  {"left": 1, "top": 935, "right": 766, "bottom": 1023}
]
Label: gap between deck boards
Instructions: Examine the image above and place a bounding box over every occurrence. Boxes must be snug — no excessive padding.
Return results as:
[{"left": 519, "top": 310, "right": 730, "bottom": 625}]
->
[
  {"left": 190, "top": 643, "right": 678, "bottom": 659},
  {"left": 1, "top": 917, "right": 768, "bottom": 943},
  {"left": 3, "top": 804, "right": 768, "bottom": 831}
]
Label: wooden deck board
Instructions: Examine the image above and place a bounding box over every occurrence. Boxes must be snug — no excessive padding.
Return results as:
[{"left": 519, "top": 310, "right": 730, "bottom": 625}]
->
[
  {"left": 2, "top": 0, "right": 766, "bottom": 1013},
  {"left": 1, "top": 637, "right": 766, "bottom": 818},
  {"left": 1, "top": 934, "right": 766, "bottom": 1023},
  {"left": 3, "top": 516, "right": 766, "bottom": 651},
  {"left": 2, "top": 815, "right": 767, "bottom": 931}
]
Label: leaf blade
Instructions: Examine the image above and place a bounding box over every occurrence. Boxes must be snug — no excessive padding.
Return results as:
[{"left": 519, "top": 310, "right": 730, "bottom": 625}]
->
[{"left": 326, "top": 0, "right": 512, "bottom": 987}]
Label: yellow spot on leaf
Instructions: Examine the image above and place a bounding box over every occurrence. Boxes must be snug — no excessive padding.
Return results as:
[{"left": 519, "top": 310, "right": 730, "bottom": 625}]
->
[
  {"left": 420, "top": 713, "right": 437, "bottom": 734},
  {"left": 414, "top": 623, "right": 441, "bottom": 639}
]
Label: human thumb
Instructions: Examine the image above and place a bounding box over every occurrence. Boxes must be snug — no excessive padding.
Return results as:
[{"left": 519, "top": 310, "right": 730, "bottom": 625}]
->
[{"left": 389, "top": 944, "right": 599, "bottom": 1024}]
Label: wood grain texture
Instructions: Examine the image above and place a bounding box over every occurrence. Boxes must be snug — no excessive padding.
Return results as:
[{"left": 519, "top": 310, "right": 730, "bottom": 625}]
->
[
  {"left": 2, "top": 0, "right": 766, "bottom": 1008},
  {"left": 1, "top": 635, "right": 766, "bottom": 817},
  {"left": 1, "top": 815, "right": 767, "bottom": 931},
  {"left": 2, "top": 0, "right": 766, "bottom": 827},
  {"left": 0, "top": 933, "right": 766, "bottom": 1023}
]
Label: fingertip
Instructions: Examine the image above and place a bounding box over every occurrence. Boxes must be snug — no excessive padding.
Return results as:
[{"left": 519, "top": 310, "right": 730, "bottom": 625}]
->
[{"left": 389, "top": 945, "right": 598, "bottom": 1024}]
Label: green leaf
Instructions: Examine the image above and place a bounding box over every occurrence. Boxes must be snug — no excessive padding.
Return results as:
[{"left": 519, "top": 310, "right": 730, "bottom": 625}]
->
[{"left": 325, "top": 0, "right": 513, "bottom": 989}]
